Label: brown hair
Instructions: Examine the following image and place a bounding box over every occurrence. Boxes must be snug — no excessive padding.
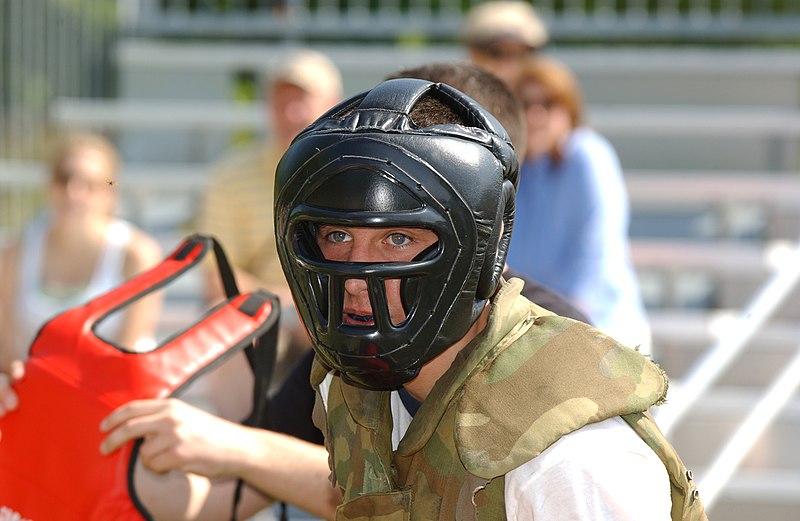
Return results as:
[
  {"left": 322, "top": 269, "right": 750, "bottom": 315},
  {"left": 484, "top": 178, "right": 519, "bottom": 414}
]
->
[
  {"left": 387, "top": 60, "right": 526, "bottom": 158},
  {"left": 48, "top": 132, "right": 120, "bottom": 180},
  {"left": 517, "top": 55, "right": 584, "bottom": 129}
]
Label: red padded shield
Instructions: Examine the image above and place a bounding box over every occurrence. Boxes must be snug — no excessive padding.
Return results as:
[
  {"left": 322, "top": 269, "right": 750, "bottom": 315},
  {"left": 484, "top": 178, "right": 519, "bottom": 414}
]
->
[{"left": 0, "top": 235, "right": 278, "bottom": 521}]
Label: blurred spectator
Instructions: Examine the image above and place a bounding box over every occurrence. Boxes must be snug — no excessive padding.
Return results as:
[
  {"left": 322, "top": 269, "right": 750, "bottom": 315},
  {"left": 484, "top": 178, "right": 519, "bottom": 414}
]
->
[
  {"left": 506, "top": 55, "right": 652, "bottom": 354},
  {"left": 462, "top": 0, "right": 549, "bottom": 87},
  {"left": 195, "top": 49, "right": 343, "bottom": 416},
  {"left": 0, "top": 131, "right": 163, "bottom": 373}
]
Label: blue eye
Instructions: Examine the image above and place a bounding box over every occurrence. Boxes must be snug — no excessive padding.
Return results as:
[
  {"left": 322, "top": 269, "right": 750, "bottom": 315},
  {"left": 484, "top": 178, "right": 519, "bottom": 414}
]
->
[
  {"left": 388, "top": 233, "right": 410, "bottom": 247},
  {"left": 328, "top": 231, "right": 350, "bottom": 243}
]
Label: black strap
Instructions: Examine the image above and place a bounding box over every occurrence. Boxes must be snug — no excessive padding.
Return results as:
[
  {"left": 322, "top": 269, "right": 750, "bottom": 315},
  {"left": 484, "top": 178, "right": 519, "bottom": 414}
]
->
[
  {"left": 229, "top": 292, "right": 280, "bottom": 521},
  {"left": 202, "top": 236, "right": 277, "bottom": 521},
  {"left": 191, "top": 236, "right": 282, "bottom": 521},
  {"left": 209, "top": 235, "right": 240, "bottom": 299}
]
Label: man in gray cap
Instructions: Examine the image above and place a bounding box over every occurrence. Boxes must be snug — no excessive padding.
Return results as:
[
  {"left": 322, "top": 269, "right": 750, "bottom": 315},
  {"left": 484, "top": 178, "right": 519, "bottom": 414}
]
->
[
  {"left": 196, "top": 49, "right": 343, "bottom": 418},
  {"left": 463, "top": 0, "right": 549, "bottom": 87}
]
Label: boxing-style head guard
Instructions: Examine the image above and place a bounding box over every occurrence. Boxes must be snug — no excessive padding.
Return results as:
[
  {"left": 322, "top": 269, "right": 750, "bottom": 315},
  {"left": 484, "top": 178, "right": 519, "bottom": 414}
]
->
[{"left": 274, "top": 78, "right": 518, "bottom": 390}]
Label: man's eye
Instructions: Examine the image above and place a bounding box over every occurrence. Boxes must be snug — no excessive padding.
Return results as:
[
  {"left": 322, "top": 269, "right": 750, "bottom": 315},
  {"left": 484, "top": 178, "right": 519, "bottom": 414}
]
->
[
  {"left": 327, "top": 231, "right": 349, "bottom": 243},
  {"left": 388, "top": 233, "right": 410, "bottom": 247}
]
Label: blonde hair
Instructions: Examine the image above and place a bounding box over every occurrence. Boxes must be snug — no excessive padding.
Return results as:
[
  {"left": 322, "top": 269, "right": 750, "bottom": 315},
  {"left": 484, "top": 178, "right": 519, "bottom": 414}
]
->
[
  {"left": 517, "top": 55, "right": 584, "bottom": 129},
  {"left": 48, "top": 132, "right": 120, "bottom": 180}
]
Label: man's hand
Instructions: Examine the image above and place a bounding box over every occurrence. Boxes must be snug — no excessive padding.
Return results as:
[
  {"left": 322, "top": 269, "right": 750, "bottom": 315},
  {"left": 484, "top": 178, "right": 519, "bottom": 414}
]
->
[
  {"left": 0, "top": 361, "right": 24, "bottom": 442},
  {"left": 0, "top": 361, "right": 24, "bottom": 416},
  {"left": 102, "top": 398, "right": 341, "bottom": 521},
  {"left": 100, "top": 398, "right": 246, "bottom": 477}
]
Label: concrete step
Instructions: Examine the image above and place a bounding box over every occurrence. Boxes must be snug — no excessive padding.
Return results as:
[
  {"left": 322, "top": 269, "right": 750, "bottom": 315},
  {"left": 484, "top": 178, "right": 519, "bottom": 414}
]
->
[
  {"left": 656, "top": 386, "right": 800, "bottom": 471},
  {"left": 51, "top": 95, "right": 800, "bottom": 169},
  {"left": 111, "top": 40, "right": 800, "bottom": 169},
  {"left": 650, "top": 309, "right": 800, "bottom": 385},
  {"left": 52, "top": 97, "right": 800, "bottom": 139},
  {"left": 9, "top": 159, "right": 800, "bottom": 242},
  {"left": 650, "top": 309, "right": 800, "bottom": 349},
  {"left": 116, "top": 41, "right": 800, "bottom": 107},
  {"left": 695, "top": 468, "right": 800, "bottom": 521},
  {"left": 627, "top": 171, "right": 800, "bottom": 241},
  {"left": 634, "top": 239, "right": 800, "bottom": 311}
]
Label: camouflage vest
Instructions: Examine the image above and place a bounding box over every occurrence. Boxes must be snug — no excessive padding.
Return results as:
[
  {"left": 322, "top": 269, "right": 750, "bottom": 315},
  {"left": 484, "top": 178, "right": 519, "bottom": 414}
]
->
[{"left": 312, "top": 278, "right": 707, "bottom": 521}]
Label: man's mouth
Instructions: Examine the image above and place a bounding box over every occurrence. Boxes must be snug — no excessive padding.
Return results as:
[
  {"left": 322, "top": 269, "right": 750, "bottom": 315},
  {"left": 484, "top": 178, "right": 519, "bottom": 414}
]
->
[{"left": 344, "top": 312, "right": 374, "bottom": 326}]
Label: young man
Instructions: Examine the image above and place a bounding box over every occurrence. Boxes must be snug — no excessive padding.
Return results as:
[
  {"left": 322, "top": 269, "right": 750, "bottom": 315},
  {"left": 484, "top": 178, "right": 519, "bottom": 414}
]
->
[{"left": 271, "top": 78, "right": 707, "bottom": 519}]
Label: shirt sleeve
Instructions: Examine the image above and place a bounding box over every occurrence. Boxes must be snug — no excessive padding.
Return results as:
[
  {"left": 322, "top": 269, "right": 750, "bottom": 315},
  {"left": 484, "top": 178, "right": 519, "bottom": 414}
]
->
[
  {"left": 197, "top": 171, "right": 246, "bottom": 267},
  {"left": 561, "top": 135, "right": 629, "bottom": 298},
  {"left": 263, "top": 349, "right": 324, "bottom": 445},
  {"left": 504, "top": 416, "right": 672, "bottom": 520}
]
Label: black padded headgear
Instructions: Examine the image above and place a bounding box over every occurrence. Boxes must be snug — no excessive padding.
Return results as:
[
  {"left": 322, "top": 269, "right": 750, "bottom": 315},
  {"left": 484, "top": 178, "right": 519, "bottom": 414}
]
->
[{"left": 274, "top": 78, "right": 518, "bottom": 390}]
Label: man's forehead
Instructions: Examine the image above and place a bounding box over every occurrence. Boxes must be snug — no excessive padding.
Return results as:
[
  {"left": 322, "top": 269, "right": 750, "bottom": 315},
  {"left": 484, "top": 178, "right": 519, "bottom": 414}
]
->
[{"left": 272, "top": 80, "right": 317, "bottom": 96}]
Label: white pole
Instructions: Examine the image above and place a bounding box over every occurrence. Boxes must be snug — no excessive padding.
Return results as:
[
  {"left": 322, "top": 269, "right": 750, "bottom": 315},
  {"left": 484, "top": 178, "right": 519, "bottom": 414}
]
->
[
  {"left": 658, "top": 238, "right": 800, "bottom": 436},
  {"left": 699, "top": 344, "right": 800, "bottom": 510}
]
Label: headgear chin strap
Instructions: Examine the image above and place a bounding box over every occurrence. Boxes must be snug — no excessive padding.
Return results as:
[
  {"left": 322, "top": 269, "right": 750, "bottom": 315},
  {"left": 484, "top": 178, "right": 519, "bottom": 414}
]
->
[{"left": 275, "top": 78, "right": 518, "bottom": 390}]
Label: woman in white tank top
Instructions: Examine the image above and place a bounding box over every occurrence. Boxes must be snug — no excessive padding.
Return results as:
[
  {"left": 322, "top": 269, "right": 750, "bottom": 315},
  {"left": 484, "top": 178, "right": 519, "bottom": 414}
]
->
[{"left": 0, "top": 132, "right": 164, "bottom": 370}]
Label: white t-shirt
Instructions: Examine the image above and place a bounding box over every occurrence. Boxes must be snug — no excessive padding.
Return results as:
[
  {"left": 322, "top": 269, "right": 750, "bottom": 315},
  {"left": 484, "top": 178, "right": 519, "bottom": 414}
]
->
[
  {"left": 321, "top": 376, "right": 672, "bottom": 519},
  {"left": 15, "top": 215, "right": 132, "bottom": 359},
  {"left": 503, "top": 415, "right": 671, "bottom": 520}
]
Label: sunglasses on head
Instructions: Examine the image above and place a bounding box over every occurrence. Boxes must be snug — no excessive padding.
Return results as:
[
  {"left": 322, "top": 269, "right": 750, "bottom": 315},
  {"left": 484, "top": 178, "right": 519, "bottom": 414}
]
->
[
  {"left": 522, "top": 97, "right": 556, "bottom": 111},
  {"left": 475, "top": 38, "right": 537, "bottom": 59}
]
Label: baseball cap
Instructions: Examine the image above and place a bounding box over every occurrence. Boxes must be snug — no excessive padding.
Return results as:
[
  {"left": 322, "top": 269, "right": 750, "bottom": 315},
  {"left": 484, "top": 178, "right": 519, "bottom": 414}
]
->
[
  {"left": 272, "top": 49, "right": 343, "bottom": 98},
  {"left": 463, "top": 1, "right": 549, "bottom": 51}
]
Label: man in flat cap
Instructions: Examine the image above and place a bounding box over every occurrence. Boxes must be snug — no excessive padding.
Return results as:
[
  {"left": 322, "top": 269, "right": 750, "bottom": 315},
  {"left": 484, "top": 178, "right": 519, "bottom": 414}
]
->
[
  {"left": 463, "top": 1, "right": 549, "bottom": 87},
  {"left": 196, "top": 49, "right": 343, "bottom": 418}
]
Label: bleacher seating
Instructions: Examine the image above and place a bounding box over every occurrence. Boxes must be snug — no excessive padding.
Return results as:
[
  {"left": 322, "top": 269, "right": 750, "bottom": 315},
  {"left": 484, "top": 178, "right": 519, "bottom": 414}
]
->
[{"left": 124, "top": 0, "right": 800, "bottom": 45}]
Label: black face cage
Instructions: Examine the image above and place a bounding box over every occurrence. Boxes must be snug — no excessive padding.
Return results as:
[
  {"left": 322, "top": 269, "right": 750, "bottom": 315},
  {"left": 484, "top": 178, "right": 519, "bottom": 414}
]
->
[
  {"left": 277, "top": 148, "right": 482, "bottom": 389},
  {"left": 274, "top": 79, "right": 519, "bottom": 389}
]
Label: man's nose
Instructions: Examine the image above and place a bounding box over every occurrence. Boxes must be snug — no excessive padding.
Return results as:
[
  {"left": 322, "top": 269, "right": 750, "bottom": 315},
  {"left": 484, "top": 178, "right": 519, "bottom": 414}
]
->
[
  {"left": 344, "top": 277, "right": 369, "bottom": 296},
  {"left": 340, "top": 239, "right": 378, "bottom": 297}
]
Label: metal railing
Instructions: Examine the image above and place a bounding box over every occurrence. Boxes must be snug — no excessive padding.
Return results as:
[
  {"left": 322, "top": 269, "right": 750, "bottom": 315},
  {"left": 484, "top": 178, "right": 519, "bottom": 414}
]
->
[
  {"left": 0, "top": 0, "right": 116, "bottom": 160},
  {"left": 700, "top": 339, "right": 800, "bottom": 508},
  {"left": 656, "top": 237, "right": 800, "bottom": 511},
  {"left": 0, "top": 163, "right": 44, "bottom": 246},
  {"left": 658, "top": 238, "right": 800, "bottom": 437}
]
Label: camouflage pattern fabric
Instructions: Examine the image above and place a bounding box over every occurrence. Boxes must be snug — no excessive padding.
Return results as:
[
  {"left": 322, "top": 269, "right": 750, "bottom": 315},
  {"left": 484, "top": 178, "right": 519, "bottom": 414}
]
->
[
  {"left": 311, "top": 278, "right": 708, "bottom": 520},
  {"left": 622, "top": 412, "right": 708, "bottom": 520}
]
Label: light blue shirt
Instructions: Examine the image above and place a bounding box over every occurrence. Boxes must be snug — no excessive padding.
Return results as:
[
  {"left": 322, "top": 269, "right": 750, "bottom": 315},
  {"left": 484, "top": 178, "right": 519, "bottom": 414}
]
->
[{"left": 506, "top": 127, "right": 651, "bottom": 351}]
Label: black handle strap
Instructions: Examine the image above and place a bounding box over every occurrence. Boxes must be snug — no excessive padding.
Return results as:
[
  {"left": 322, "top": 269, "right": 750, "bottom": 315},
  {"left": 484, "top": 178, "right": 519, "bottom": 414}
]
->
[
  {"left": 229, "top": 292, "right": 281, "bottom": 521},
  {"left": 208, "top": 235, "right": 240, "bottom": 299},
  {"left": 193, "top": 235, "right": 276, "bottom": 521},
  {"left": 186, "top": 236, "right": 282, "bottom": 521}
]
